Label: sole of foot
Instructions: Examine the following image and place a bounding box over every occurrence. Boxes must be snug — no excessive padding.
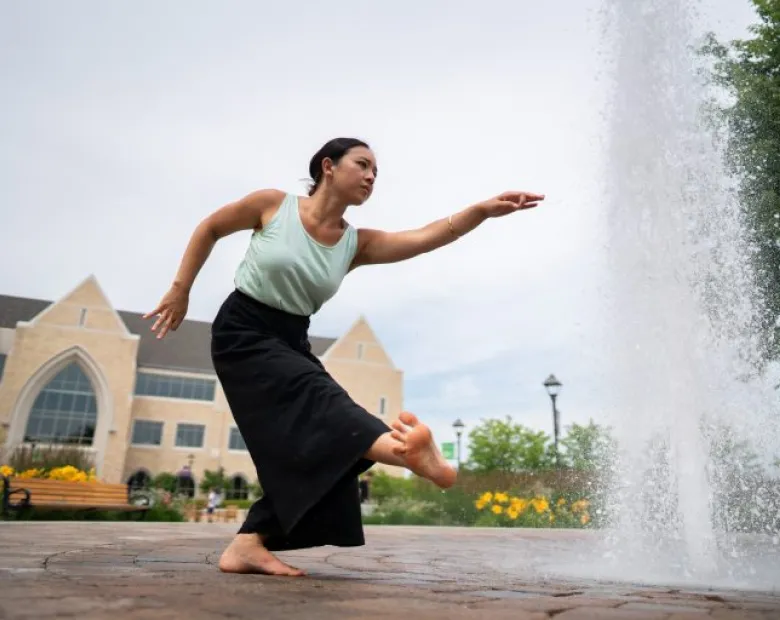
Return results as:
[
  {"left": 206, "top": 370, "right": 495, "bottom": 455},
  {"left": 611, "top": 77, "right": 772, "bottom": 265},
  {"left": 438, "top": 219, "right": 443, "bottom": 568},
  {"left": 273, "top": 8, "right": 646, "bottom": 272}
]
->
[
  {"left": 218, "top": 536, "right": 306, "bottom": 577},
  {"left": 391, "top": 411, "right": 457, "bottom": 489}
]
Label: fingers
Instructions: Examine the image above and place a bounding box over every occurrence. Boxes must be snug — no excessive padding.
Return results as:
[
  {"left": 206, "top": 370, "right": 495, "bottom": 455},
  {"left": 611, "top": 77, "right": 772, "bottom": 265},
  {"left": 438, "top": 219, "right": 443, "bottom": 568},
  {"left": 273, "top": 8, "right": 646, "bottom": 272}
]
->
[
  {"left": 499, "top": 191, "right": 546, "bottom": 204},
  {"left": 142, "top": 305, "right": 163, "bottom": 320},
  {"left": 151, "top": 310, "right": 169, "bottom": 333},
  {"left": 149, "top": 309, "right": 183, "bottom": 339}
]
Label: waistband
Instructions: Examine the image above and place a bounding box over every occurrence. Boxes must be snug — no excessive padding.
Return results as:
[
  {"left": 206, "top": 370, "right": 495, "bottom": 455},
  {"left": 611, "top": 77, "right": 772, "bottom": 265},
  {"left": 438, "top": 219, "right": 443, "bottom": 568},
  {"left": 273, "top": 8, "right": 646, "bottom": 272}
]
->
[{"left": 225, "top": 289, "right": 312, "bottom": 350}]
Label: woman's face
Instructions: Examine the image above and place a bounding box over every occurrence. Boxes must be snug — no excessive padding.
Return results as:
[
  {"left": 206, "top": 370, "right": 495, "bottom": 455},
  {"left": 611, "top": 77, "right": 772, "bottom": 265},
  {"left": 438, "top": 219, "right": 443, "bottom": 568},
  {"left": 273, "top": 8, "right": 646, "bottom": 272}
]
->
[{"left": 329, "top": 146, "right": 378, "bottom": 205}]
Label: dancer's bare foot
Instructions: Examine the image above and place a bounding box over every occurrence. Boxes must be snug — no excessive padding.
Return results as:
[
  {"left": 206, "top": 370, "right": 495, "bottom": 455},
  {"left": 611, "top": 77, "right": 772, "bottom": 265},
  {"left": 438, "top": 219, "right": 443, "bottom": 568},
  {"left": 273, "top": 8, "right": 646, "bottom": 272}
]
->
[
  {"left": 218, "top": 533, "right": 305, "bottom": 576},
  {"left": 391, "top": 411, "right": 457, "bottom": 489}
]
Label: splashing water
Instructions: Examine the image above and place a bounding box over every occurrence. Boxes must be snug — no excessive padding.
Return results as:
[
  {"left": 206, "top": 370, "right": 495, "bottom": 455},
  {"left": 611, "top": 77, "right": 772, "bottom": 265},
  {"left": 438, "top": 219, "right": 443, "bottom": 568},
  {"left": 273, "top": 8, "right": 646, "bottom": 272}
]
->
[{"left": 532, "top": 0, "right": 780, "bottom": 590}]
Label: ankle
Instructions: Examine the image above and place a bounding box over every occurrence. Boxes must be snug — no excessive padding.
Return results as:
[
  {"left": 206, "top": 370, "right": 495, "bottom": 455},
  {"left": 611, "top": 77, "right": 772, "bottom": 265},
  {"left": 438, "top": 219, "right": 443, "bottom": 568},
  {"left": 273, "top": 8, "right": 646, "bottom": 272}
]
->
[{"left": 232, "top": 533, "right": 263, "bottom": 547}]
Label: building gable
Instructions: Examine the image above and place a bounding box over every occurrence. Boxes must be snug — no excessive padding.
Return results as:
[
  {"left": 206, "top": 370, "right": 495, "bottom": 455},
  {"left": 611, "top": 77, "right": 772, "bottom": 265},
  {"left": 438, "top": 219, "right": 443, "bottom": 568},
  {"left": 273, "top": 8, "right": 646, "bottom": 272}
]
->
[
  {"left": 28, "top": 275, "right": 131, "bottom": 336},
  {"left": 322, "top": 316, "right": 395, "bottom": 367}
]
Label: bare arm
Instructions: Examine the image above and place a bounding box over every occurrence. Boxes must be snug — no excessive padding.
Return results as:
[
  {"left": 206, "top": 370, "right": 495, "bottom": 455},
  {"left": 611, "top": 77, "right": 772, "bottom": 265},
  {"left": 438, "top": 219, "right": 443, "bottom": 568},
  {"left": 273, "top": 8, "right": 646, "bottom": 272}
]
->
[
  {"left": 351, "top": 204, "right": 488, "bottom": 268},
  {"left": 171, "top": 188, "right": 284, "bottom": 292},
  {"left": 350, "top": 191, "right": 544, "bottom": 268},
  {"left": 144, "top": 188, "right": 284, "bottom": 338}
]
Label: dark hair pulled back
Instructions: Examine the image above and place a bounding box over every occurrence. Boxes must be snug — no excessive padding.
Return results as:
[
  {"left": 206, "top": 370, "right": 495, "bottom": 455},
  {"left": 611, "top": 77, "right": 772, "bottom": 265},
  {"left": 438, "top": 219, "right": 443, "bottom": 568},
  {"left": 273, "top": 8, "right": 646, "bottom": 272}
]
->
[{"left": 308, "top": 137, "right": 370, "bottom": 196}]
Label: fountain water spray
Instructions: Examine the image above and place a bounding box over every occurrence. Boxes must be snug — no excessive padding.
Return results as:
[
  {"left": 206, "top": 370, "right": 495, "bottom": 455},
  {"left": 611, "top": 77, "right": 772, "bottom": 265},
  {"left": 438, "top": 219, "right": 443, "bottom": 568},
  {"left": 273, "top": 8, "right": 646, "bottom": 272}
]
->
[{"left": 592, "top": 0, "right": 780, "bottom": 586}]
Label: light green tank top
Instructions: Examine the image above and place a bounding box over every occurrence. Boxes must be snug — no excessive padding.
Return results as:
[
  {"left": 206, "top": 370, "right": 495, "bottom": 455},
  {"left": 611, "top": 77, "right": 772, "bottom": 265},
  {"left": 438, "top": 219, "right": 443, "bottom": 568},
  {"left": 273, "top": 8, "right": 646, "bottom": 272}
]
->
[{"left": 234, "top": 193, "right": 359, "bottom": 316}]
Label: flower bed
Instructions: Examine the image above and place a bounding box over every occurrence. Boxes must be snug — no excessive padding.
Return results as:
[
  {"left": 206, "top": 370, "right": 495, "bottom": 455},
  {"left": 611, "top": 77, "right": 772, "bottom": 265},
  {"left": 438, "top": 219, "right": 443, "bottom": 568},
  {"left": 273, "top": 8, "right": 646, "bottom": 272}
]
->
[
  {"left": 473, "top": 491, "right": 591, "bottom": 528},
  {"left": 0, "top": 465, "right": 97, "bottom": 483}
]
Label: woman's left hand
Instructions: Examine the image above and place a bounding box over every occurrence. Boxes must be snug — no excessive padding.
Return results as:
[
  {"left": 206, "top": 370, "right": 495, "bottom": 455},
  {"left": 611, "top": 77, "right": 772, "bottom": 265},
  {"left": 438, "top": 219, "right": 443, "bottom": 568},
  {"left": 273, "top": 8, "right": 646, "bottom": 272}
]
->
[{"left": 477, "top": 191, "right": 545, "bottom": 218}]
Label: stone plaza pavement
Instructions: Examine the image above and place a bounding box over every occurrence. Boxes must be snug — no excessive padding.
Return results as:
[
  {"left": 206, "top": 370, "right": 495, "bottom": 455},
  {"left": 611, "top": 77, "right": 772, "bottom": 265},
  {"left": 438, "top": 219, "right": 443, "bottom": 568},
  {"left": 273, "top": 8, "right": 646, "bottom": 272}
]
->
[{"left": 0, "top": 523, "right": 778, "bottom": 619}]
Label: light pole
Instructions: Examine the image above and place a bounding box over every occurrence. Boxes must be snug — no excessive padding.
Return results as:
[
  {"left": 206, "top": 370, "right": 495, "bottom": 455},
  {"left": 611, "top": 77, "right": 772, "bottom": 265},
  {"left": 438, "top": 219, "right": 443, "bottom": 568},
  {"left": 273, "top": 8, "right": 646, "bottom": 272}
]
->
[
  {"left": 543, "top": 374, "right": 562, "bottom": 467},
  {"left": 452, "top": 418, "right": 465, "bottom": 470}
]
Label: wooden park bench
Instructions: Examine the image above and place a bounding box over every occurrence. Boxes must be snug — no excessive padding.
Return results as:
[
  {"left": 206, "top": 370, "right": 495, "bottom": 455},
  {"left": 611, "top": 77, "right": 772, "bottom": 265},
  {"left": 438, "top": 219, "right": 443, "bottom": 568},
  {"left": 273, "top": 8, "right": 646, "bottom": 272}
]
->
[{"left": 1, "top": 476, "right": 149, "bottom": 519}]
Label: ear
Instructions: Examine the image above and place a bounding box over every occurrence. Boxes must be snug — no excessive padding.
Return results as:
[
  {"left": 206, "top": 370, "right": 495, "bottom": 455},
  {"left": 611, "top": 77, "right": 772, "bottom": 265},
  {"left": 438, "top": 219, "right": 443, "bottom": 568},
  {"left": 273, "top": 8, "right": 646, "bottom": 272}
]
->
[{"left": 322, "top": 157, "right": 335, "bottom": 178}]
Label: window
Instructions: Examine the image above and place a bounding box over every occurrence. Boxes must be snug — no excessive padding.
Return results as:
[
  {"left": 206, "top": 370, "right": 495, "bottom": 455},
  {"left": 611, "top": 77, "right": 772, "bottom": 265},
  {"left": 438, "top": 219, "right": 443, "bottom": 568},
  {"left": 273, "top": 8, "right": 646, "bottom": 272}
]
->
[
  {"left": 78, "top": 308, "right": 87, "bottom": 327},
  {"left": 228, "top": 427, "right": 247, "bottom": 451},
  {"left": 175, "top": 423, "right": 205, "bottom": 448},
  {"left": 24, "top": 362, "right": 97, "bottom": 445},
  {"left": 0, "top": 354, "right": 6, "bottom": 382},
  {"left": 226, "top": 475, "right": 249, "bottom": 500},
  {"left": 131, "top": 420, "right": 163, "bottom": 446},
  {"left": 356, "top": 343, "right": 364, "bottom": 359},
  {"left": 134, "top": 372, "right": 216, "bottom": 402},
  {"left": 378, "top": 397, "right": 387, "bottom": 416}
]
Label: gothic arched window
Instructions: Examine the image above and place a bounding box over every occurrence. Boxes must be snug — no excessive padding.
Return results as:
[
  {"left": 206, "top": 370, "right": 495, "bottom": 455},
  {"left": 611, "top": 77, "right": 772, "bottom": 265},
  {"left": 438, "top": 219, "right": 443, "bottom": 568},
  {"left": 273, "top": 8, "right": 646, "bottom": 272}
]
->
[{"left": 24, "top": 362, "right": 97, "bottom": 446}]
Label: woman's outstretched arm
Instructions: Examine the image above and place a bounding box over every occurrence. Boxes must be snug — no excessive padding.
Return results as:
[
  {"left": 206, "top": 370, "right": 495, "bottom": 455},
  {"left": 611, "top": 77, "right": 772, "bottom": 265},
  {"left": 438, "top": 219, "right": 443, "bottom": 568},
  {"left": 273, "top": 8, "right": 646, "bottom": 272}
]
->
[{"left": 351, "top": 190, "right": 544, "bottom": 268}]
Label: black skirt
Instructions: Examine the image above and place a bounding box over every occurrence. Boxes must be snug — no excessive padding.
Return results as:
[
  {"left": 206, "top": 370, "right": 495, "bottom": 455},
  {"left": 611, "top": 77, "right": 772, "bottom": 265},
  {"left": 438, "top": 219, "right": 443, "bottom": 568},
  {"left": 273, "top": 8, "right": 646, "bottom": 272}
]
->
[{"left": 210, "top": 289, "right": 390, "bottom": 551}]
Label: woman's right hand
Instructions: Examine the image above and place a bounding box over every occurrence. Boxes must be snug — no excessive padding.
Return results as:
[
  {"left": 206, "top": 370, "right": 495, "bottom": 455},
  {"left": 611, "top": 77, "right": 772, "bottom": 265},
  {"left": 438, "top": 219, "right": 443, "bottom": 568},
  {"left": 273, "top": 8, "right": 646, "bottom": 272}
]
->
[{"left": 143, "top": 284, "right": 189, "bottom": 339}]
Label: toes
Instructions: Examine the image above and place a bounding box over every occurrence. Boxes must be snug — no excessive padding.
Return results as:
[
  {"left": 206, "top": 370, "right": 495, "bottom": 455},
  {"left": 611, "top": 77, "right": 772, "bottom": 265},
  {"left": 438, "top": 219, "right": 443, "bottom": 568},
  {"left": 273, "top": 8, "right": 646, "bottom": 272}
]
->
[
  {"left": 391, "top": 420, "right": 409, "bottom": 434},
  {"left": 399, "top": 411, "right": 419, "bottom": 426},
  {"left": 390, "top": 430, "right": 405, "bottom": 442}
]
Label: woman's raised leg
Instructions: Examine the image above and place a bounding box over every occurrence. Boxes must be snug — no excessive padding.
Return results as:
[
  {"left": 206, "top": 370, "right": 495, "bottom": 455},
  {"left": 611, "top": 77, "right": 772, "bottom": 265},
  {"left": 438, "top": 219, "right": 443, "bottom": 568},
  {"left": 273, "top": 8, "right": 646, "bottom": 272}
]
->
[{"left": 364, "top": 411, "right": 457, "bottom": 489}]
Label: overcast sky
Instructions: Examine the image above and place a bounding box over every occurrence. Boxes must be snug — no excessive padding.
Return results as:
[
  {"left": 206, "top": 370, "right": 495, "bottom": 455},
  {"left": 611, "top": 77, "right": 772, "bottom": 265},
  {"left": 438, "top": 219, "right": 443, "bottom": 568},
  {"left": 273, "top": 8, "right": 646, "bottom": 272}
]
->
[{"left": 0, "top": 0, "right": 762, "bottom": 460}]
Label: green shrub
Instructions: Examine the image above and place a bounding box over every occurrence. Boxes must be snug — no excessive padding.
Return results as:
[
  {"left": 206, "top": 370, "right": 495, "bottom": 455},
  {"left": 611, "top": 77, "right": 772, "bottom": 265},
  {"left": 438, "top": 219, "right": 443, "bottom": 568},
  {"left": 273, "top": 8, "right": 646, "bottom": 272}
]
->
[
  {"left": 223, "top": 499, "right": 253, "bottom": 509},
  {"left": 2, "top": 504, "right": 185, "bottom": 522},
  {"left": 4, "top": 444, "right": 95, "bottom": 474}
]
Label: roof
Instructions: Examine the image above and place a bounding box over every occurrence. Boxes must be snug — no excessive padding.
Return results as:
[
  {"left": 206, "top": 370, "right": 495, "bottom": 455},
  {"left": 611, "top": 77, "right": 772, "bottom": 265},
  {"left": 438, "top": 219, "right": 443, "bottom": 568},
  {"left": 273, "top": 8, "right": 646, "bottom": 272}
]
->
[{"left": 0, "top": 294, "right": 336, "bottom": 375}]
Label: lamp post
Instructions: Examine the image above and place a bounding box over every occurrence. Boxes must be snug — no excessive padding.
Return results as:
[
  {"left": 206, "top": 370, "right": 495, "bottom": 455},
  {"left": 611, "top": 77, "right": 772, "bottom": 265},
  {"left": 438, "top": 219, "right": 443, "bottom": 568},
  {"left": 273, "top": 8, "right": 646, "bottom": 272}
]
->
[
  {"left": 452, "top": 418, "right": 465, "bottom": 470},
  {"left": 543, "top": 374, "right": 562, "bottom": 467}
]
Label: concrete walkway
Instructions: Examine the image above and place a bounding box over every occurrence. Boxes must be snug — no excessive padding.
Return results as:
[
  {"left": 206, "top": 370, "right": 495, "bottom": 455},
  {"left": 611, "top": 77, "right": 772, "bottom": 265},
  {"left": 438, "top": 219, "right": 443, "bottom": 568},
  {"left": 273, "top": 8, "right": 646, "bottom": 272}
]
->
[{"left": 0, "top": 522, "right": 777, "bottom": 619}]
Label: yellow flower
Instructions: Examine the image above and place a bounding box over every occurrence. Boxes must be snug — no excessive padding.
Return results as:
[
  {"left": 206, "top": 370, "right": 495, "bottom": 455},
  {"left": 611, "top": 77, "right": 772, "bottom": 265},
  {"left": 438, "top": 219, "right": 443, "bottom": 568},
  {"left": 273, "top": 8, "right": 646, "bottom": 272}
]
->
[
  {"left": 557, "top": 497, "right": 566, "bottom": 506},
  {"left": 475, "top": 498, "right": 489, "bottom": 510},
  {"left": 48, "top": 465, "right": 90, "bottom": 482},
  {"left": 0, "top": 465, "right": 14, "bottom": 478},
  {"left": 510, "top": 497, "right": 528, "bottom": 512},
  {"left": 571, "top": 499, "right": 590, "bottom": 513},
  {"left": 491, "top": 504, "right": 503, "bottom": 515},
  {"left": 493, "top": 492, "right": 509, "bottom": 504},
  {"left": 581, "top": 513, "right": 590, "bottom": 525},
  {"left": 506, "top": 506, "right": 519, "bottom": 520},
  {"left": 17, "top": 468, "right": 44, "bottom": 479},
  {"left": 530, "top": 497, "right": 549, "bottom": 513}
]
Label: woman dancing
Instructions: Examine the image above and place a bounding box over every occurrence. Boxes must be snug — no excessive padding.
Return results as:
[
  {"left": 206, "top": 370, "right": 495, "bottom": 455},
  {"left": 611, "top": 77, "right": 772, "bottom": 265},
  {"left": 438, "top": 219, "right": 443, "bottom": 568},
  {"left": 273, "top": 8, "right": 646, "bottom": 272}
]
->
[{"left": 144, "top": 137, "right": 544, "bottom": 576}]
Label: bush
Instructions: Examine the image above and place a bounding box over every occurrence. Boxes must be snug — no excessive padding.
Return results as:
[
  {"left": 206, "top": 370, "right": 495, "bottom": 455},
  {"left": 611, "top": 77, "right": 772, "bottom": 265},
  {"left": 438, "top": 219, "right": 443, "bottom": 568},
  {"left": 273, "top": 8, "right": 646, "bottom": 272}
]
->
[
  {"left": 2, "top": 504, "right": 185, "bottom": 522},
  {"left": 223, "top": 499, "right": 253, "bottom": 509},
  {"left": 363, "top": 470, "right": 599, "bottom": 528},
  {"left": 2, "top": 444, "right": 96, "bottom": 475}
]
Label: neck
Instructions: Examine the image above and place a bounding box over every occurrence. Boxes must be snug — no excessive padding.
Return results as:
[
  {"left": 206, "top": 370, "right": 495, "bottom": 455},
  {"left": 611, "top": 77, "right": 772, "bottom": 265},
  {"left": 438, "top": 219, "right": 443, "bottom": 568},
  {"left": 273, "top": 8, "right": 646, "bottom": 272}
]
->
[{"left": 307, "top": 187, "right": 349, "bottom": 225}]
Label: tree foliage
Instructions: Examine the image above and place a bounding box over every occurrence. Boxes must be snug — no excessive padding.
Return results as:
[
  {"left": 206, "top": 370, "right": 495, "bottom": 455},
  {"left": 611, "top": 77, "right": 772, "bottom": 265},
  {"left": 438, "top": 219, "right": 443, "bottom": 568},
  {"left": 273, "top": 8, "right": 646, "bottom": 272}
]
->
[
  {"left": 559, "top": 420, "right": 616, "bottom": 471},
  {"left": 702, "top": 0, "right": 780, "bottom": 362},
  {"left": 466, "top": 416, "right": 615, "bottom": 473},
  {"left": 467, "top": 416, "right": 554, "bottom": 473}
]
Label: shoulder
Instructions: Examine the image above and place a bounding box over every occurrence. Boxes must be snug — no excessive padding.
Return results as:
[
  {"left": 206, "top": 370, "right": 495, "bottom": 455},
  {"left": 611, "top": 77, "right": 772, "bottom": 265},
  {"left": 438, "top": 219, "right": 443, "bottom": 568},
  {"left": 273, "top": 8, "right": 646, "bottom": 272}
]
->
[
  {"left": 240, "top": 189, "right": 289, "bottom": 230},
  {"left": 240, "top": 188, "right": 288, "bottom": 209}
]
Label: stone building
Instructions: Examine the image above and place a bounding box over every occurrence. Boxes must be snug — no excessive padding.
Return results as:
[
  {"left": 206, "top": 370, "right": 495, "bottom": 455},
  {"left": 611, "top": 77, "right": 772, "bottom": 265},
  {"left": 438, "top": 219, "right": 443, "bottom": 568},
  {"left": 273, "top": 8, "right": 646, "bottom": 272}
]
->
[{"left": 0, "top": 276, "right": 403, "bottom": 497}]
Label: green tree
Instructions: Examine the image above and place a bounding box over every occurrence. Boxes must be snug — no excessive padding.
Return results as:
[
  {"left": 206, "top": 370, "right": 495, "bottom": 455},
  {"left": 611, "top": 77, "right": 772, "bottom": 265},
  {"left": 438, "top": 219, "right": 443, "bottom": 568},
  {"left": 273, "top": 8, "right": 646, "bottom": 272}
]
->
[
  {"left": 702, "top": 0, "right": 780, "bottom": 363},
  {"left": 199, "top": 467, "right": 229, "bottom": 495},
  {"left": 559, "top": 420, "right": 616, "bottom": 471},
  {"left": 466, "top": 416, "right": 554, "bottom": 473},
  {"left": 151, "top": 472, "right": 178, "bottom": 494}
]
